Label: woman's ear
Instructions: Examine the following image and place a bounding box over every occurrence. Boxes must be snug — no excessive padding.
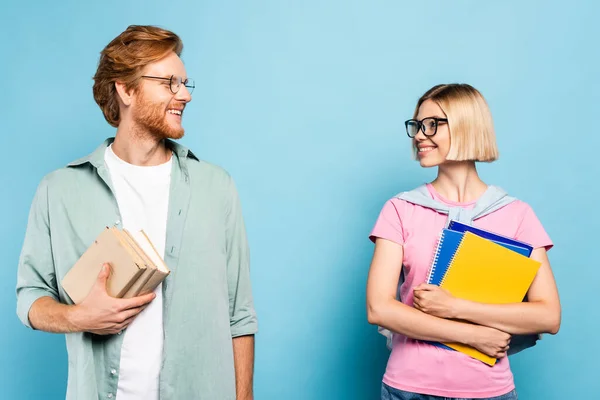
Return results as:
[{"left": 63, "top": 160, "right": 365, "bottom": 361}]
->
[{"left": 115, "top": 81, "right": 134, "bottom": 106}]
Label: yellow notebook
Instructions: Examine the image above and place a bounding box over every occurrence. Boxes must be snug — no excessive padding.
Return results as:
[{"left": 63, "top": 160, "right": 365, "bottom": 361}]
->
[{"left": 440, "top": 231, "right": 542, "bottom": 366}]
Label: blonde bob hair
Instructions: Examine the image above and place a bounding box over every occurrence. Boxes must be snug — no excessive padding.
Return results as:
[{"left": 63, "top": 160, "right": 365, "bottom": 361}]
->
[{"left": 412, "top": 84, "right": 498, "bottom": 162}]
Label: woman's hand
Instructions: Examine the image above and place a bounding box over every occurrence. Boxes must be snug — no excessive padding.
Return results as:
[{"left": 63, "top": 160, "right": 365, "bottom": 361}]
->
[
  {"left": 468, "top": 325, "right": 511, "bottom": 359},
  {"left": 413, "top": 284, "right": 460, "bottom": 319}
]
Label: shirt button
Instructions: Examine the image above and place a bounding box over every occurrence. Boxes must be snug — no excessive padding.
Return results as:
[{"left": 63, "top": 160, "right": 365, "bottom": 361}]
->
[
  {"left": 107, "top": 394, "right": 113, "bottom": 399},
  {"left": 117, "top": 331, "right": 122, "bottom": 335},
  {"left": 115, "top": 220, "right": 121, "bottom": 225},
  {"left": 110, "top": 369, "right": 117, "bottom": 375}
]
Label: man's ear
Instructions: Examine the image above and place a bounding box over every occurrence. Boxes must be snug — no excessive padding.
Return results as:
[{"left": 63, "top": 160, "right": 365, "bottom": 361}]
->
[{"left": 115, "top": 81, "right": 134, "bottom": 106}]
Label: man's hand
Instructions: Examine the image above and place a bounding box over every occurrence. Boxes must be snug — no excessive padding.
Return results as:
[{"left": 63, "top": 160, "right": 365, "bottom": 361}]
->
[{"left": 68, "top": 264, "right": 155, "bottom": 335}]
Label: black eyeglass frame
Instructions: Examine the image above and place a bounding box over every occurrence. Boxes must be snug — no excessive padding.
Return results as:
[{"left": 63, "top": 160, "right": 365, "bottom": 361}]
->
[{"left": 404, "top": 117, "right": 448, "bottom": 138}]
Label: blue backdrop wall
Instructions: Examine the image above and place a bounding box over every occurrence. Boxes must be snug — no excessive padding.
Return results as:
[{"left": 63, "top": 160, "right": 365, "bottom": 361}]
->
[{"left": 1, "top": 1, "right": 597, "bottom": 399}]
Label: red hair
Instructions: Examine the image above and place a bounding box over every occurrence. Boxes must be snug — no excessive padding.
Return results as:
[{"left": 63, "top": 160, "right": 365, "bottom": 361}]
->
[{"left": 92, "top": 25, "right": 183, "bottom": 127}]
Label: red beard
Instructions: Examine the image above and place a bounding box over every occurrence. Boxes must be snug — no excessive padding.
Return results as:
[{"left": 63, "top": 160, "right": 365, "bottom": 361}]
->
[{"left": 132, "top": 91, "right": 185, "bottom": 141}]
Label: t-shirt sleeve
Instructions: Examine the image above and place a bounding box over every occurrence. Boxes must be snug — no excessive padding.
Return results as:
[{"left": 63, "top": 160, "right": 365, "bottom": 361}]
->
[
  {"left": 515, "top": 202, "right": 553, "bottom": 251},
  {"left": 369, "top": 199, "right": 405, "bottom": 246}
]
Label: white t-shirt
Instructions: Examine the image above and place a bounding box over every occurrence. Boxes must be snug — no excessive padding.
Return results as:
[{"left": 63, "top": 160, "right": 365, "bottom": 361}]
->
[{"left": 104, "top": 144, "right": 172, "bottom": 400}]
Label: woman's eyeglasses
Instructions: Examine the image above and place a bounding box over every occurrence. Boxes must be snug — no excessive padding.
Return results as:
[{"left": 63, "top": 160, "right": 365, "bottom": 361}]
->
[{"left": 404, "top": 117, "right": 448, "bottom": 138}]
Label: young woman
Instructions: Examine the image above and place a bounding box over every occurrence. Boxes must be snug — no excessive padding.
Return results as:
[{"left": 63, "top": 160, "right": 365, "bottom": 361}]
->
[{"left": 366, "top": 84, "right": 561, "bottom": 400}]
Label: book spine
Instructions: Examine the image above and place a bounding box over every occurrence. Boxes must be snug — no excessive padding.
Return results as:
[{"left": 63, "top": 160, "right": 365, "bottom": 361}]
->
[
  {"left": 139, "top": 270, "right": 169, "bottom": 295},
  {"left": 122, "top": 267, "right": 157, "bottom": 298},
  {"left": 116, "top": 266, "right": 146, "bottom": 298}
]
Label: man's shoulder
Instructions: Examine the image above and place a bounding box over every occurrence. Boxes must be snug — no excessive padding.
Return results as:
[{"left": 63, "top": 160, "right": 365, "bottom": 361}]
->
[
  {"left": 41, "top": 165, "right": 86, "bottom": 187},
  {"left": 25, "top": 168, "right": 80, "bottom": 206},
  {"left": 187, "top": 156, "right": 234, "bottom": 185},
  {"left": 36, "top": 150, "right": 101, "bottom": 196}
]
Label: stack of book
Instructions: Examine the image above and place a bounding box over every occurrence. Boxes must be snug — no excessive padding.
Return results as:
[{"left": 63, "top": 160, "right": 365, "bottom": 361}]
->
[
  {"left": 62, "top": 226, "right": 170, "bottom": 304},
  {"left": 425, "top": 221, "right": 541, "bottom": 366}
]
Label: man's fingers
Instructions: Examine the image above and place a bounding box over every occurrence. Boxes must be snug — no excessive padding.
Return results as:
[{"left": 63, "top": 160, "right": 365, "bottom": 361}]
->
[
  {"left": 95, "top": 264, "right": 111, "bottom": 287},
  {"left": 115, "top": 316, "right": 136, "bottom": 332},
  {"left": 118, "top": 305, "right": 148, "bottom": 322},
  {"left": 118, "top": 292, "right": 156, "bottom": 311}
]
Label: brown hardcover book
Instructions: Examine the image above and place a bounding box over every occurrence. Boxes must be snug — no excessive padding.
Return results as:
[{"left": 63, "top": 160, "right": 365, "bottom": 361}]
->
[
  {"left": 61, "top": 226, "right": 170, "bottom": 304},
  {"left": 125, "top": 229, "right": 170, "bottom": 295},
  {"left": 118, "top": 228, "right": 157, "bottom": 298}
]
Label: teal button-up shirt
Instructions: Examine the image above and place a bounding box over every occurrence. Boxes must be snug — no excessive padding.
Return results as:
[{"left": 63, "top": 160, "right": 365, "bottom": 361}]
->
[{"left": 16, "top": 138, "right": 258, "bottom": 400}]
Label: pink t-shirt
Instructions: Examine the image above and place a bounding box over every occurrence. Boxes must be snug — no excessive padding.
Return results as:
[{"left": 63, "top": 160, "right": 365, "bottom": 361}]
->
[{"left": 369, "top": 184, "right": 552, "bottom": 398}]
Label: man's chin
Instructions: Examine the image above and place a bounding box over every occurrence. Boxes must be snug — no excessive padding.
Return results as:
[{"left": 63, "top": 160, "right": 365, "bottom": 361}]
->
[
  {"left": 167, "top": 130, "right": 185, "bottom": 140},
  {"left": 159, "top": 127, "right": 185, "bottom": 140}
]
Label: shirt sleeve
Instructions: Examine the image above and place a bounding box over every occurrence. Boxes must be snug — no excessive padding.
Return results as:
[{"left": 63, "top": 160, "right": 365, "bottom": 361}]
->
[
  {"left": 515, "top": 202, "right": 553, "bottom": 251},
  {"left": 16, "top": 177, "right": 60, "bottom": 329},
  {"left": 225, "top": 176, "right": 258, "bottom": 337},
  {"left": 369, "top": 199, "right": 406, "bottom": 246}
]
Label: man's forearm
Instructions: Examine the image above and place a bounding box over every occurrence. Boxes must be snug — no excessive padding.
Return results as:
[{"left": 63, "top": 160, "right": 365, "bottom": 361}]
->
[
  {"left": 232, "top": 335, "right": 255, "bottom": 400},
  {"left": 28, "top": 296, "right": 79, "bottom": 333}
]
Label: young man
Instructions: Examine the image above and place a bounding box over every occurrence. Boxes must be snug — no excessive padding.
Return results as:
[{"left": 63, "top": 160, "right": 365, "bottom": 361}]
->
[{"left": 16, "top": 25, "right": 257, "bottom": 400}]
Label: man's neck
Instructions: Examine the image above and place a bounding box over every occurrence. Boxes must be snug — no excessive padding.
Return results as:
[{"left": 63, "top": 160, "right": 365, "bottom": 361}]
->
[{"left": 112, "top": 126, "right": 171, "bottom": 166}]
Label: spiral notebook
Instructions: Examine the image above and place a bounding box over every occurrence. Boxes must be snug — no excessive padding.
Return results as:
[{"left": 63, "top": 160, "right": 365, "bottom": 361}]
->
[
  {"left": 427, "top": 228, "right": 531, "bottom": 286},
  {"left": 447, "top": 220, "right": 533, "bottom": 257},
  {"left": 425, "top": 225, "right": 537, "bottom": 360},
  {"left": 438, "top": 232, "right": 542, "bottom": 365}
]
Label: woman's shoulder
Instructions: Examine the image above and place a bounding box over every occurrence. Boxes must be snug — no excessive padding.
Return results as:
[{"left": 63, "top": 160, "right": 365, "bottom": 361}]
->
[
  {"left": 500, "top": 197, "right": 538, "bottom": 219},
  {"left": 376, "top": 194, "right": 442, "bottom": 227},
  {"left": 487, "top": 197, "right": 552, "bottom": 249}
]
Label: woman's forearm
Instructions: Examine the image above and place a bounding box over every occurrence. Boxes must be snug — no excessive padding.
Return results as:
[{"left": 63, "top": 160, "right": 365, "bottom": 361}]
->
[
  {"left": 368, "top": 298, "right": 476, "bottom": 344},
  {"left": 453, "top": 298, "right": 560, "bottom": 335}
]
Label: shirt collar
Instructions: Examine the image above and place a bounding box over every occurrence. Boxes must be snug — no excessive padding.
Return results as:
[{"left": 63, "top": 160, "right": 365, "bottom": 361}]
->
[{"left": 67, "top": 137, "right": 198, "bottom": 168}]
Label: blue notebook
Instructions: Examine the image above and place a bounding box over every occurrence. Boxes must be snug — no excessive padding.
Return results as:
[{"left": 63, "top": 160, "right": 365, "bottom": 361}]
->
[
  {"left": 427, "top": 229, "right": 464, "bottom": 285},
  {"left": 447, "top": 220, "right": 533, "bottom": 257},
  {"left": 427, "top": 228, "right": 531, "bottom": 285},
  {"left": 424, "top": 229, "right": 465, "bottom": 351},
  {"left": 424, "top": 223, "right": 533, "bottom": 352}
]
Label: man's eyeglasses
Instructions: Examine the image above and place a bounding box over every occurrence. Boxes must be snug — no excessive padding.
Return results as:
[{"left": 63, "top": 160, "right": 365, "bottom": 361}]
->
[
  {"left": 140, "top": 75, "right": 195, "bottom": 95},
  {"left": 405, "top": 117, "right": 448, "bottom": 138}
]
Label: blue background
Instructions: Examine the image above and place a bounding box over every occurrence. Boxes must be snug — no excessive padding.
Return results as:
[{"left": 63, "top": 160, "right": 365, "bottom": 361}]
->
[{"left": 1, "top": 1, "right": 597, "bottom": 399}]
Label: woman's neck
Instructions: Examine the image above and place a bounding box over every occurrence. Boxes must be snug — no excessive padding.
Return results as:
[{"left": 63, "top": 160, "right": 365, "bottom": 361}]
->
[{"left": 431, "top": 161, "right": 488, "bottom": 203}]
